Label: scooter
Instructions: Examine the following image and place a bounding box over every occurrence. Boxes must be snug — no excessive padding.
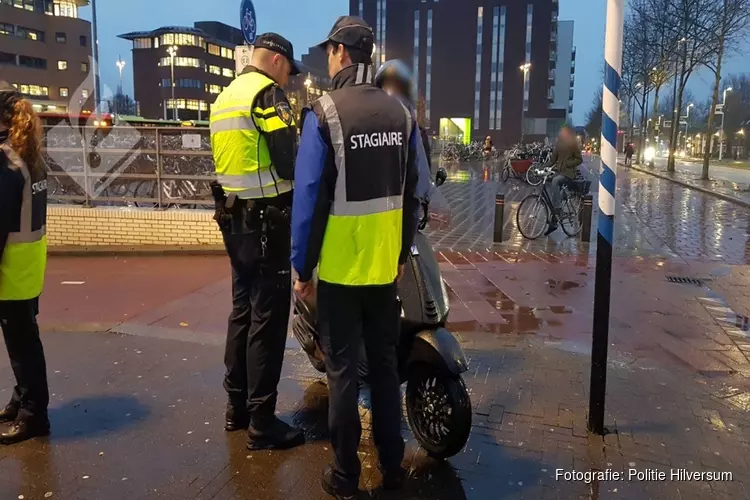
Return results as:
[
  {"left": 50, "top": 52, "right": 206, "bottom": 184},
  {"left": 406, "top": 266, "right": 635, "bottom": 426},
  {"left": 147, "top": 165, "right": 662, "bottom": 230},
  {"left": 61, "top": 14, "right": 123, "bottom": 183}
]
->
[{"left": 292, "top": 169, "right": 472, "bottom": 459}]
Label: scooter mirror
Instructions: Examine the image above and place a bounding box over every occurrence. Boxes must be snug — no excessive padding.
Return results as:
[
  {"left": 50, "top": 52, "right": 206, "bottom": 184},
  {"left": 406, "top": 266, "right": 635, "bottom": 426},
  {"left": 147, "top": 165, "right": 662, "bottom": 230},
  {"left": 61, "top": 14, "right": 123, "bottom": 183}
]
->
[{"left": 435, "top": 168, "right": 447, "bottom": 187}]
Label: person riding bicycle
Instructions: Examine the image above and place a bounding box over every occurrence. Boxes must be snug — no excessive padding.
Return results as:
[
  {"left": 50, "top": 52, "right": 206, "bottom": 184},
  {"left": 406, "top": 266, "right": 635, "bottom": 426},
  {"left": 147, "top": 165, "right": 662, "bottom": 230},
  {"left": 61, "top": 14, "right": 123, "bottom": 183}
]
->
[
  {"left": 375, "top": 60, "right": 433, "bottom": 207},
  {"left": 543, "top": 126, "right": 583, "bottom": 235}
]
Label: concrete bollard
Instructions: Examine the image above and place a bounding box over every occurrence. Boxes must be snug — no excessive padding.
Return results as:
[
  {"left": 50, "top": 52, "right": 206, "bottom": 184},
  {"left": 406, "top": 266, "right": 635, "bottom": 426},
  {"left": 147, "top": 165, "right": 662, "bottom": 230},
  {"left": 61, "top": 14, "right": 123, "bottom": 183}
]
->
[
  {"left": 493, "top": 194, "right": 505, "bottom": 243},
  {"left": 580, "top": 194, "right": 593, "bottom": 242}
]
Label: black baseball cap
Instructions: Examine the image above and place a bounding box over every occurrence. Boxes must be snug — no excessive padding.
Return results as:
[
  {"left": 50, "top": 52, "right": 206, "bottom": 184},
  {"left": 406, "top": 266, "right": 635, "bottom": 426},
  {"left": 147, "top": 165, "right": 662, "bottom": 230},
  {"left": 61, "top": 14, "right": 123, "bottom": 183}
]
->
[
  {"left": 316, "top": 16, "right": 374, "bottom": 55},
  {"left": 253, "top": 33, "right": 301, "bottom": 76}
]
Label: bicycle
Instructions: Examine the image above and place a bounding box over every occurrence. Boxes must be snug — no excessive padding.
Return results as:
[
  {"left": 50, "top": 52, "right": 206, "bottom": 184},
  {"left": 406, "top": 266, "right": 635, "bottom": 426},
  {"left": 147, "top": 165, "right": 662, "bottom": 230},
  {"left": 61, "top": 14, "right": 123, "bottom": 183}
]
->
[{"left": 516, "top": 168, "right": 590, "bottom": 240}]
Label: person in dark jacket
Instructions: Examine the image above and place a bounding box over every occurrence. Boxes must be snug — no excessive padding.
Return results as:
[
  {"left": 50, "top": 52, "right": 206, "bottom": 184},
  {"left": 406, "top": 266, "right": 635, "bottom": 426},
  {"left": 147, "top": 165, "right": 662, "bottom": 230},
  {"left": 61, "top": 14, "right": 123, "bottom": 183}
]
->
[
  {"left": 292, "top": 16, "right": 420, "bottom": 499},
  {"left": 0, "top": 82, "right": 50, "bottom": 445},
  {"left": 544, "top": 126, "right": 583, "bottom": 235},
  {"left": 625, "top": 142, "right": 634, "bottom": 166}
]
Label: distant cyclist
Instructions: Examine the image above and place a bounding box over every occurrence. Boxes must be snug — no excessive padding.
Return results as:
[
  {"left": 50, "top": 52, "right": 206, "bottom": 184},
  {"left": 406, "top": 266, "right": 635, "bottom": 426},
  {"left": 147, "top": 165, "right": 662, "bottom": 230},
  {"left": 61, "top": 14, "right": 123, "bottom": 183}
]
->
[
  {"left": 483, "top": 135, "right": 494, "bottom": 159},
  {"left": 543, "top": 126, "right": 583, "bottom": 235}
]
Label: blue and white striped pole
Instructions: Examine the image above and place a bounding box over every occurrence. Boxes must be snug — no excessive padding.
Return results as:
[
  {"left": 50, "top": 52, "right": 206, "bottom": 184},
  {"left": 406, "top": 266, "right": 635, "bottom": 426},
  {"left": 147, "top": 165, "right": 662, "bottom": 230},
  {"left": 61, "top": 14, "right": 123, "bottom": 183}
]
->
[{"left": 588, "top": 0, "right": 624, "bottom": 436}]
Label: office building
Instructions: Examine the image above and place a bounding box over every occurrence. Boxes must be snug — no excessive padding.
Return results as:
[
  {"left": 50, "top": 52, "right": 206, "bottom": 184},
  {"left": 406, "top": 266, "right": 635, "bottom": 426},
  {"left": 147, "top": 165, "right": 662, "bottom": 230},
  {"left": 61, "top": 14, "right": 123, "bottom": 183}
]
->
[
  {"left": 551, "top": 20, "right": 575, "bottom": 124},
  {"left": 0, "top": 0, "right": 93, "bottom": 113},
  {"left": 351, "top": 0, "right": 567, "bottom": 145},
  {"left": 119, "top": 22, "right": 330, "bottom": 121}
]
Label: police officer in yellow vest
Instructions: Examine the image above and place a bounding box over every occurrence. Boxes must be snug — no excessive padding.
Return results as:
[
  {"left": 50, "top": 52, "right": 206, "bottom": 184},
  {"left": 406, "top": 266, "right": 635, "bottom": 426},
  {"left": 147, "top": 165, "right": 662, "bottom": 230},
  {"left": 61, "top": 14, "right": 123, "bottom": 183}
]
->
[
  {"left": 0, "top": 82, "right": 49, "bottom": 445},
  {"left": 210, "top": 34, "right": 303, "bottom": 450},
  {"left": 292, "top": 18, "right": 420, "bottom": 498}
]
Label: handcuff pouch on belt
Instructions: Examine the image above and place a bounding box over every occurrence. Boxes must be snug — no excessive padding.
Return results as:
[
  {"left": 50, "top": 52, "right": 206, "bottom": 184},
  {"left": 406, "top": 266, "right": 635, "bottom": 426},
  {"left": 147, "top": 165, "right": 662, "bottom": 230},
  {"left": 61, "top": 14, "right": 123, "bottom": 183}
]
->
[{"left": 210, "top": 181, "right": 291, "bottom": 240}]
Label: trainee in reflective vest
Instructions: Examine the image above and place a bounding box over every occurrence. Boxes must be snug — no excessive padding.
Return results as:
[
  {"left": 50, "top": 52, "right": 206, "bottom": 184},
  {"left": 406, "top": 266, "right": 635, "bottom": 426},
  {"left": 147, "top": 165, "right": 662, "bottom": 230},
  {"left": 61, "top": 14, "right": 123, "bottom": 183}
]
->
[
  {"left": 0, "top": 143, "right": 47, "bottom": 301},
  {"left": 210, "top": 71, "right": 293, "bottom": 199},
  {"left": 315, "top": 87, "right": 413, "bottom": 286}
]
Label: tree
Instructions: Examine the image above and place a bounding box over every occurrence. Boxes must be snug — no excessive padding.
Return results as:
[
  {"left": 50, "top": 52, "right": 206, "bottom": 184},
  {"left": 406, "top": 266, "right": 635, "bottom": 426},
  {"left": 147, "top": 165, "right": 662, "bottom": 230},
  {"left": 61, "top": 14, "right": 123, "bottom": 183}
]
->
[
  {"left": 700, "top": 0, "right": 750, "bottom": 178},
  {"left": 585, "top": 89, "right": 603, "bottom": 139},
  {"left": 107, "top": 92, "right": 137, "bottom": 117}
]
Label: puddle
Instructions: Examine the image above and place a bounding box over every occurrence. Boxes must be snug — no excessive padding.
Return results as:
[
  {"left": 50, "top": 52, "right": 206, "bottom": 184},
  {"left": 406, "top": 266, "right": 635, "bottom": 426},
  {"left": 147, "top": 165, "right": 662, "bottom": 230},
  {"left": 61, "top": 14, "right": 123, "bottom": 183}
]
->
[{"left": 546, "top": 279, "right": 582, "bottom": 291}]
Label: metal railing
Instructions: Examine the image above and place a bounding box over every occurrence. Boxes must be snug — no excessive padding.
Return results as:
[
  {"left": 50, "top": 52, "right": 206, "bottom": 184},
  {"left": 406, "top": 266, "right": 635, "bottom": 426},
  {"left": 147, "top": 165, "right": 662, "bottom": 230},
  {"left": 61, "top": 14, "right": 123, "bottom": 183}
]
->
[{"left": 43, "top": 125, "right": 215, "bottom": 208}]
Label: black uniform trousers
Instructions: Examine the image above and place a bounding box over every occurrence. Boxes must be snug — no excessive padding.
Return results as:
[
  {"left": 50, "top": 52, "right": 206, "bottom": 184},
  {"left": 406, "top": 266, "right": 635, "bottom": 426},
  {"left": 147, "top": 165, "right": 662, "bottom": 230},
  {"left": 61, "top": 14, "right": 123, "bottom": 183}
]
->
[
  {"left": 317, "top": 280, "right": 404, "bottom": 487},
  {"left": 0, "top": 298, "right": 49, "bottom": 421},
  {"left": 222, "top": 212, "right": 291, "bottom": 425}
]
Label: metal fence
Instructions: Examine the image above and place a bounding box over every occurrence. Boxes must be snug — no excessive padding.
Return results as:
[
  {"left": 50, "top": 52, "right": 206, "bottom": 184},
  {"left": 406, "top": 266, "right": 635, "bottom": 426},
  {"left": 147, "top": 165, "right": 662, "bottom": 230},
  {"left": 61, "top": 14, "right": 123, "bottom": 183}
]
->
[{"left": 43, "top": 125, "right": 216, "bottom": 208}]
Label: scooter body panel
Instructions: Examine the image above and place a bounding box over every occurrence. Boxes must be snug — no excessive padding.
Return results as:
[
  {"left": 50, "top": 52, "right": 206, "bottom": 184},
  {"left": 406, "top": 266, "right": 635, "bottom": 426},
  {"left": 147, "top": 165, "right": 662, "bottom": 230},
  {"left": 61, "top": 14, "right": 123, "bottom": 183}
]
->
[{"left": 407, "top": 327, "right": 468, "bottom": 376}]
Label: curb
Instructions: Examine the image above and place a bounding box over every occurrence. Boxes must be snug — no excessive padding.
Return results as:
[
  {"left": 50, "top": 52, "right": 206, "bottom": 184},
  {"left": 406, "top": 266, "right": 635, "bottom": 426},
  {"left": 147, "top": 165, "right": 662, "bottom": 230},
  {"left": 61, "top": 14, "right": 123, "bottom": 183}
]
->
[
  {"left": 622, "top": 163, "right": 750, "bottom": 209},
  {"left": 48, "top": 245, "right": 226, "bottom": 257}
]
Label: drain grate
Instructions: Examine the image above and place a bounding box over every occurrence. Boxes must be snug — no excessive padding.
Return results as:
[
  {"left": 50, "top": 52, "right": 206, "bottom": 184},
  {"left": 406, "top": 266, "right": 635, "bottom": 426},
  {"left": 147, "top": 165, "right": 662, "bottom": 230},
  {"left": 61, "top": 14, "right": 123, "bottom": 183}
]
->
[{"left": 666, "top": 276, "right": 704, "bottom": 286}]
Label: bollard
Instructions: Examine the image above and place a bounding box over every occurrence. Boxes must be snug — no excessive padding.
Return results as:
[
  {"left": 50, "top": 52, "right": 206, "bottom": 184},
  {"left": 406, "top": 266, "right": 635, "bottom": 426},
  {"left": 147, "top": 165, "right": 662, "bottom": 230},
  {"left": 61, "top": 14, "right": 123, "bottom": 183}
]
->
[
  {"left": 580, "top": 195, "right": 593, "bottom": 242},
  {"left": 493, "top": 194, "right": 505, "bottom": 243}
]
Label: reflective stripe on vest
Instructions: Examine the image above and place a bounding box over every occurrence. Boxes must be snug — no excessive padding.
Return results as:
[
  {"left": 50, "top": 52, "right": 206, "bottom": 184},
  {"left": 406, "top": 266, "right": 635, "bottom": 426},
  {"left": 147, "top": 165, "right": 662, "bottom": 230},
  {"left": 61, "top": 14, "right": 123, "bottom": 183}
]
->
[
  {"left": 0, "top": 144, "right": 47, "bottom": 301},
  {"left": 210, "top": 72, "right": 293, "bottom": 199},
  {"left": 316, "top": 92, "right": 411, "bottom": 286}
]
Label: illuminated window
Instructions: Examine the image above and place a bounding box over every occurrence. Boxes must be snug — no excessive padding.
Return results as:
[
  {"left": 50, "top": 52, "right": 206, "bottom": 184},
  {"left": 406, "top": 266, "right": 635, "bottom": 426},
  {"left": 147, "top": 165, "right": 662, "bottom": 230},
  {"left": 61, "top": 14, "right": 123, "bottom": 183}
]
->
[
  {"left": 53, "top": 1, "right": 78, "bottom": 18},
  {"left": 60, "top": 87, "right": 69, "bottom": 97},
  {"left": 490, "top": 6, "right": 507, "bottom": 130},
  {"left": 161, "top": 33, "right": 203, "bottom": 47},
  {"left": 81, "top": 61, "right": 89, "bottom": 72},
  {"left": 222, "top": 68, "right": 234, "bottom": 78},
  {"left": 58, "top": 60, "right": 68, "bottom": 70},
  {"left": 0, "top": 23, "right": 13, "bottom": 36},
  {"left": 208, "top": 65, "right": 221, "bottom": 75},
  {"left": 160, "top": 57, "right": 201, "bottom": 68},
  {"left": 220, "top": 47, "right": 234, "bottom": 59},
  {"left": 474, "top": 7, "right": 483, "bottom": 130},
  {"left": 208, "top": 44, "right": 221, "bottom": 56},
  {"left": 16, "top": 26, "right": 45, "bottom": 42},
  {"left": 81, "top": 89, "right": 89, "bottom": 99},
  {"left": 208, "top": 84, "right": 222, "bottom": 94}
]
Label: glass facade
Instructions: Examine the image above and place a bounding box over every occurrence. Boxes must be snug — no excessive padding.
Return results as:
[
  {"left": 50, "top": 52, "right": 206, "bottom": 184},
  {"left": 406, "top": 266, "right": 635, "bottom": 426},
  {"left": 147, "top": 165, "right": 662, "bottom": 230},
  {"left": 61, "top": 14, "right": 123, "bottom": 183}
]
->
[
  {"left": 524, "top": 5, "right": 533, "bottom": 112},
  {"left": 425, "top": 9, "right": 433, "bottom": 124},
  {"left": 159, "top": 57, "right": 201, "bottom": 68},
  {"left": 359, "top": 0, "right": 363, "bottom": 16},
  {"left": 473, "top": 7, "right": 483, "bottom": 130},
  {"left": 375, "top": 0, "right": 387, "bottom": 67},
  {"left": 413, "top": 10, "right": 419, "bottom": 98},
  {"left": 495, "top": 7, "right": 506, "bottom": 130}
]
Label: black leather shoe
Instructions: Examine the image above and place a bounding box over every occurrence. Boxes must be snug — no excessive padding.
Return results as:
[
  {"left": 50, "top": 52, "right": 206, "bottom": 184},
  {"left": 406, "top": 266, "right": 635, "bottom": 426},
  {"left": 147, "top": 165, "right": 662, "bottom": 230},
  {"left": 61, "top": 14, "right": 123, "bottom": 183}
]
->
[
  {"left": 224, "top": 406, "right": 249, "bottom": 432},
  {"left": 321, "top": 465, "right": 358, "bottom": 500},
  {"left": 0, "top": 418, "right": 50, "bottom": 445},
  {"left": 0, "top": 404, "right": 18, "bottom": 424},
  {"left": 381, "top": 466, "right": 406, "bottom": 491},
  {"left": 246, "top": 416, "right": 304, "bottom": 450}
]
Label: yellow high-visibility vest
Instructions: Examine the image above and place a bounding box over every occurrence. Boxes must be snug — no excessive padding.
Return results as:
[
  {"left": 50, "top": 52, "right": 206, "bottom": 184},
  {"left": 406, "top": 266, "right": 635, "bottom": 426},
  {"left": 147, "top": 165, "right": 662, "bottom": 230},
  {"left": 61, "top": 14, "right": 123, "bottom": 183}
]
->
[
  {"left": 0, "top": 144, "right": 47, "bottom": 301},
  {"left": 210, "top": 71, "right": 294, "bottom": 199}
]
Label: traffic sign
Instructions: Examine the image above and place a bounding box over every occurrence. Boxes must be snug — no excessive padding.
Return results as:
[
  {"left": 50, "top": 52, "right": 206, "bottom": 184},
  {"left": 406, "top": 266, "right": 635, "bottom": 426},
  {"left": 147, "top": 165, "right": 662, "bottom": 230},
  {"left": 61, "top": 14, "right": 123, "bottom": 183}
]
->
[
  {"left": 235, "top": 45, "right": 253, "bottom": 76},
  {"left": 240, "top": 0, "right": 257, "bottom": 44}
]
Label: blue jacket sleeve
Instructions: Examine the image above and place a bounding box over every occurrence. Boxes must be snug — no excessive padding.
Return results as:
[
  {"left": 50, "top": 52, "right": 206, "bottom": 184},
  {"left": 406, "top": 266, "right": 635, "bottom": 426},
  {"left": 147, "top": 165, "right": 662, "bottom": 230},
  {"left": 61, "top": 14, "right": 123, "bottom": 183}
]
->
[{"left": 291, "top": 112, "right": 330, "bottom": 282}]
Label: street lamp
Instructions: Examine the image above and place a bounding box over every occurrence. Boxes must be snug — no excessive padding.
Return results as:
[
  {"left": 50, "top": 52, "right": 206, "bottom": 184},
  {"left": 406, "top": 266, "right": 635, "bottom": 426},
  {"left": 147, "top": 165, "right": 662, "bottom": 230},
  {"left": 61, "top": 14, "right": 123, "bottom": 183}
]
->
[
  {"left": 684, "top": 102, "right": 693, "bottom": 152},
  {"left": 719, "top": 86, "right": 732, "bottom": 160},
  {"left": 115, "top": 57, "right": 126, "bottom": 120},
  {"left": 519, "top": 62, "right": 531, "bottom": 144},
  {"left": 167, "top": 45, "right": 179, "bottom": 121}
]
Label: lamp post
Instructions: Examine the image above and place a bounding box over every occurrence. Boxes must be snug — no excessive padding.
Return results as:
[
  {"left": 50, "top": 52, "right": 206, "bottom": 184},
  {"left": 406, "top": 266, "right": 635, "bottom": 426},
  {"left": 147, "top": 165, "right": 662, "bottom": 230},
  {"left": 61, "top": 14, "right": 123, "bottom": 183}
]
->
[
  {"left": 115, "top": 57, "right": 126, "bottom": 120},
  {"left": 719, "top": 87, "right": 732, "bottom": 160},
  {"left": 167, "top": 45, "right": 179, "bottom": 121},
  {"left": 520, "top": 63, "right": 531, "bottom": 144}
]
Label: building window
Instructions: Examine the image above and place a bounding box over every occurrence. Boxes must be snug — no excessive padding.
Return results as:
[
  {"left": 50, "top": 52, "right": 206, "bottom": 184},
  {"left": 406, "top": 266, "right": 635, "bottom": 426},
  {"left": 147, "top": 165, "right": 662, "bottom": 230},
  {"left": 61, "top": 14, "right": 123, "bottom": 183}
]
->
[
  {"left": 16, "top": 26, "right": 45, "bottom": 42},
  {"left": 178, "top": 79, "right": 201, "bottom": 88},
  {"left": 133, "top": 38, "right": 152, "bottom": 49},
  {"left": 80, "top": 35, "right": 87, "bottom": 47},
  {"left": 16, "top": 85, "right": 48, "bottom": 97},
  {"left": 56, "top": 32, "right": 66, "bottom": 43},
  {"left": 0, "top": 23, "right": 13, "bottom": 36},
  {"left": 495, "top": 7, "right": 507, "bottom": 130},
  {"left": 0, "top": 52, "right": 15, "bottom": 65},
  {"left": 54, "top": 1, "right": 78, "bottom": 18},
  {"left": 160, "top": 33, "right": 204, "bottom": 47},
  {"left": 221, "top": 47, "right": 233, "bottom": 59},
  {"left": 208, "top": 84, "right": 222, "bottom": 94},
  {"left": 10, "top": 0, "right": 35, "bottom": 11},
  {"left": 160, "top": 57, "right": 201, "bottom": 68},
  {"left": 524, "top": 5, "right": 533, "bottom": 112},
  {"left": 81, "top": 89, "right": 89, "bottom": 99},
  {"left": 375, "top": 0, "right": 387, "bottom": 67},
  {"left": 81, "top": 62, "right": 89, "bottom": 73},
  {"left": 19, "top": 55, "right": 46, "bottom": 70},
  {"left": 473, "top": 7, "right": 483, "bottom": 130},
  {"left": 57, "top": 60, "right": 68, "bottom": 71},
  {"left": 381, "top": 0, "right": 387, "bottom": 65},
  {"left": 425, "top": 9, "right": 432, "bottom": 124},
  {"left": 489, "top": 8, "right": 499, "bottom": 130},
  {"left": 208, "top": 44, "right": 221, "bottom": 57},
  {"left": 60, "top": 87, "right": 69, "bottom": 98},
  {"left": 222, "top": 68, "right": 234, "bottom": 78},
  {"left": 162, "top": 78, "right": 171, "bottom": 88},
  {"left": 208, "top": 64, "right": 221, "bottom": 75},
  {"left": 413, "top": 10, "right": 419, "bottom": 99}
]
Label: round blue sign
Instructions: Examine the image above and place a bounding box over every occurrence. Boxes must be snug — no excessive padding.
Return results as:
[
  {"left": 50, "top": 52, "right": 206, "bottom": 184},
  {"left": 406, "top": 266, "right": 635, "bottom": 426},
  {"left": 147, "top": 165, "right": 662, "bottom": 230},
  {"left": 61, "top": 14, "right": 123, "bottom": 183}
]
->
[{"left": 240, "top": 0, "right": 257, "bottom": 44}]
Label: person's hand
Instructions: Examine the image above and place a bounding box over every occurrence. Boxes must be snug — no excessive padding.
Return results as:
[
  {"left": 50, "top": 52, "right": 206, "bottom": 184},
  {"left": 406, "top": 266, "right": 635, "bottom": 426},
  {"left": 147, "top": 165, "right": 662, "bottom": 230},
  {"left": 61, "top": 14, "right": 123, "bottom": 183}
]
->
[
  {"left": 396, "top": 264, "right": 405, "bottom": 283},
  {"left": 295, "top": 279, "right": 313, "bottom": 300}
]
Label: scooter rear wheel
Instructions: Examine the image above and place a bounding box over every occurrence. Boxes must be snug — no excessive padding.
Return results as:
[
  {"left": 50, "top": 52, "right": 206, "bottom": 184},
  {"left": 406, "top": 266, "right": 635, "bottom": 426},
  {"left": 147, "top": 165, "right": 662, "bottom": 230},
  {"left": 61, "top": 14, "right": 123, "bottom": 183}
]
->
[{"left": 406, "top": 364, "right": 472, "bottom": 459}]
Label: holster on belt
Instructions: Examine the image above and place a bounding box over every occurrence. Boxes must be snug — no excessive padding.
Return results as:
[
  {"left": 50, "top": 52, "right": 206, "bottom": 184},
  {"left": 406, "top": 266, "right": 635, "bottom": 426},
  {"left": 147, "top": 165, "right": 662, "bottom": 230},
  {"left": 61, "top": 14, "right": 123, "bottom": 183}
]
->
[{"left": 210, "top": 181, "right": 236, "bottom": 232}]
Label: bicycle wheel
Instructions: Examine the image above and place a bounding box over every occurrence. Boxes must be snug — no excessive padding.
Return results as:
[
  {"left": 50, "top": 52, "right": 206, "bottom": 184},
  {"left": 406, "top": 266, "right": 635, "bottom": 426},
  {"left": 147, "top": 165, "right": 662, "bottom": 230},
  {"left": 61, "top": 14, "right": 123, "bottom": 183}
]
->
[
  {"left": 560, "top": 191, "right": 583, "bottom": 237},
  {"left": 525, "top": 165, "right": 544, "bottom": 186},
  {"left": 501, "top": 166, "right": 510, "bottom": 182},
  {"left": 516, "top": 194, "right": 549, "bottom": 240}
]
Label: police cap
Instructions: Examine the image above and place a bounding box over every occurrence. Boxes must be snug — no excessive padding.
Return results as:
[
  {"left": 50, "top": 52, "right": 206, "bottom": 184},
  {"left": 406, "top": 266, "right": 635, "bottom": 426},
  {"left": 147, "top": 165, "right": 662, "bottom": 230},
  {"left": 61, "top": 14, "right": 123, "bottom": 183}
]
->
[
  {"left": 316, "top": 16, "right": 374, "bottom": 56},
  {"left": 253, "top": 33, "right": 301, "bottom": 76}
]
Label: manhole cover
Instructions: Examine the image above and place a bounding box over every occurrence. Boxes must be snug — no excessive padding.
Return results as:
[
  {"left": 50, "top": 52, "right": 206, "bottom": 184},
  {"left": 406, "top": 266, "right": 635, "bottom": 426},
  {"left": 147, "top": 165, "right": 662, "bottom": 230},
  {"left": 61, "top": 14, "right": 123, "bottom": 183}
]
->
[{"left": 666, "top": 276, "right": 704, "bottom": 286}]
